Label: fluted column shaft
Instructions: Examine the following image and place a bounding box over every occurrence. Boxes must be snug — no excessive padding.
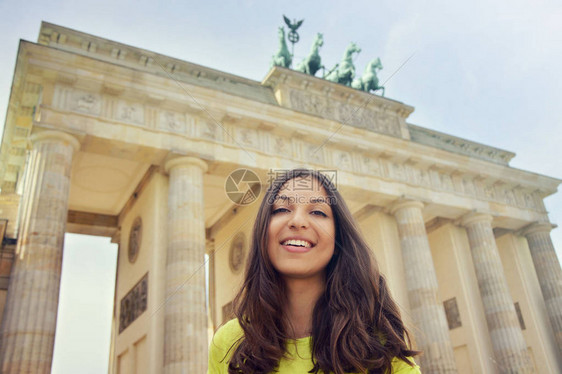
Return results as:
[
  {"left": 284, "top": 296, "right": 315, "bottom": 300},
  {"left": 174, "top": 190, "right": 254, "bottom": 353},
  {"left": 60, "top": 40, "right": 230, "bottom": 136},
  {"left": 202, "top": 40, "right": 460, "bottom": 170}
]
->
[
  {"left": 164, "top": 157, "right": 208, "bottom": 373},
  {"left": 0, "top": 131, "right": 80, "bottom": 373},
  {"left": 461, "top": 213, "right": 534, "bottom": 373},
  {"left": 523, "top": 223, "right": 562, "bottom": 355},
  {"left": 391, "top": 200, "right": 457, "bottom": 373}
]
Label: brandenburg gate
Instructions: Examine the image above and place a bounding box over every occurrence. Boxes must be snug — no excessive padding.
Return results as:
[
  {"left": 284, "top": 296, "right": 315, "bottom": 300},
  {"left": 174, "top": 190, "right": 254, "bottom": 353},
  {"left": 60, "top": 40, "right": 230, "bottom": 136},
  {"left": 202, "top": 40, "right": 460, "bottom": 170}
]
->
[{"left": 0, "top": 22, "right": 560, "bottom": 373}]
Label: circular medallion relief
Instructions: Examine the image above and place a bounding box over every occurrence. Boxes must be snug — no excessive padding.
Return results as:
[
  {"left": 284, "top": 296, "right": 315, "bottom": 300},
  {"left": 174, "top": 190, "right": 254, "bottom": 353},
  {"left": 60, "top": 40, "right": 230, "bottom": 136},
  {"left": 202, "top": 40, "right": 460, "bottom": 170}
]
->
[
  {"left": 229, "top": 232, "right": 246, "bottom": 273},
  {"left": 128, "top": 216, "right": 142, "bottom": 263}
]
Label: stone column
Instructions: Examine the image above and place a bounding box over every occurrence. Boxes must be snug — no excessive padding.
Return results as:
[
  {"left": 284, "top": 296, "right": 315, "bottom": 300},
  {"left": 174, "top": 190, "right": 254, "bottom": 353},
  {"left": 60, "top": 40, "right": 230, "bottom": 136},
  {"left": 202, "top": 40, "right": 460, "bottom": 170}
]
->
[
  {"left": 522, "top": 223, "right": 562, "bottom": 355},
  {"left": 461, "top": 213, "right": 534, "bottom": 373},
  {"left": 390, "top": 200, "right": 457, "bottom": 373},
  {"left": 164, "top": 157, "right": 208, "bottom": 373},
  {"left": 0, "top": 131, "right": 80, "bottom": 373}
]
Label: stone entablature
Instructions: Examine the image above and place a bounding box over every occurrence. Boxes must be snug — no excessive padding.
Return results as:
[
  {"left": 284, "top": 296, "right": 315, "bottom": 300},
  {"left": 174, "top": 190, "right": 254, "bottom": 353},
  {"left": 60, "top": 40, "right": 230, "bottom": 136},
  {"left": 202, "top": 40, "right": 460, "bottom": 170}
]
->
[
  {"left": 51, "top": 86, "right": 191, "bottom": 135},
  {"left": 409, "top": 124, "right": 515, "bottom": 165},
  {"left": 262, "top": 67, "right": 413, "bottom": 139},
  {"left": 41, "top": 71, "right": 554, "bottom": 218},
  {"left": 39, "top": 101, "right": 552, "bottom": 221}
]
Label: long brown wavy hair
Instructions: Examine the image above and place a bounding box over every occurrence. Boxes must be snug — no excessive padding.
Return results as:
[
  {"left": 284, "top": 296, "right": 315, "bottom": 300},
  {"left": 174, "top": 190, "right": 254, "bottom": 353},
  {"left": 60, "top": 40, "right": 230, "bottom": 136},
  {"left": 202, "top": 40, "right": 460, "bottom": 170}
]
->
[{"left": 228, "top": 169, "right": 420, "bottom": 373}]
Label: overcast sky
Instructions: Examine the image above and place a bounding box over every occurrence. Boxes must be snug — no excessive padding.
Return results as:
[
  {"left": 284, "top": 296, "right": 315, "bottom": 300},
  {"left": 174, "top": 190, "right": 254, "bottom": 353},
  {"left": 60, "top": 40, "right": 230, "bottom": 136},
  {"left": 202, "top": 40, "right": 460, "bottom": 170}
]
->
[{"left": 0, "top": 0, "right": 561, "bottom": 372}]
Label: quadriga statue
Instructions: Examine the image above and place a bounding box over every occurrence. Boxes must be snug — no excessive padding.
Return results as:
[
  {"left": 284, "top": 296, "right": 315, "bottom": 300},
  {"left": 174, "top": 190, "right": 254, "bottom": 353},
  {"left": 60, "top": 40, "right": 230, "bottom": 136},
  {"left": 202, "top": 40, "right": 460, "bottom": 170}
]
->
[
  {"left": 324, "top": 42, "right": 361, "bottom": 86},
  {"left": 271, "top": 26, "right": 292, "bottom": 68},
  {"left": 295, "top": 33, "right": 324, "bottom": 76},
  {"left": 352, "top": 57, "right": 385, "bottom": 96}
]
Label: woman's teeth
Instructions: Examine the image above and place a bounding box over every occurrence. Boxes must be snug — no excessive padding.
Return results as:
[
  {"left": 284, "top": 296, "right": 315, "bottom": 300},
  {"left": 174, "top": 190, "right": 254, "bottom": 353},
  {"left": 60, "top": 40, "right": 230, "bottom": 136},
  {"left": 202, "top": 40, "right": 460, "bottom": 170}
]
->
[{"left": 282, "top": 239, "right": 312, "bottom": 248}]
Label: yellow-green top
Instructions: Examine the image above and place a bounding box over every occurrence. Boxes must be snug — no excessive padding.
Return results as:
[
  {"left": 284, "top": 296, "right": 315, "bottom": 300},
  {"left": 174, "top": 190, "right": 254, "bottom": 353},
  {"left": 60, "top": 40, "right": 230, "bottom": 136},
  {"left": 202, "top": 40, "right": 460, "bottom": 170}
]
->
[{"left": 208, "top": 319, "right": 421, "bottom": 374}]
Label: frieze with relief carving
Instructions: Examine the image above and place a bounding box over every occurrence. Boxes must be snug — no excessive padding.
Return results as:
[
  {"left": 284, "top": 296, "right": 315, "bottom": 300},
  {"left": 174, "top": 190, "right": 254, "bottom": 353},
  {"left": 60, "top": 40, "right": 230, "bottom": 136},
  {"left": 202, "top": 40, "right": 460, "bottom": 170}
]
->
[
  {"left": 236, "top": 127, "right": 259, "bottom": 149},
  {"left": 49, "top": 87, "right": 545, "bottom": 214},
  {"left": 362, "top": 156, "right": 381, "bottom": 176},
  {"left": 270, "top": 134, "right": 292, "bottom": 157},
  {"left": 74, "top": 93, "right": 101, "bottom": 115},
  {"left": 289, "top": 89, "right": 402, "bottom": 137},
  {"left": 419, "top": 170, "right": 431, "bottom": 187},
  {"left": 355, "top": 153, "right": 543, "bottom": 212},
  {"left": 389, "top": 161, "right": 406, "bottom": 181},
  {"left": 462, "top": 178, "right": 476, "bottom": 195},
  {"left": 158, "top": 111, "right": 187, "bottom": 134},
  {"left": 66, "top": 89, "right": 102, "bottom": 116},
  {"left": 451, "top": 174, "right": 463, "bottom": 192},
  {"left": 504, "top": 189, "right": 517, "bottom": 206},
  {"left": 334, "top": 150, "right": 352, "bottom": 170},
  {"left": 198, "top": 120, "right": 222, "bottom": 141},
  {"left": 303, "top": 142, "right": 325, "bottom": 164},
  {"left": 52, "top": 85, "right": 191, "bottom": 133},
  {"left": 117, "top": 100, "right": 144, "bottom": 125},
  {"left": 405, "top": 163, "right": 420, "bottom": 186},
  {"left": 441, "top": 174, "right": 454, "bottom": 192}
]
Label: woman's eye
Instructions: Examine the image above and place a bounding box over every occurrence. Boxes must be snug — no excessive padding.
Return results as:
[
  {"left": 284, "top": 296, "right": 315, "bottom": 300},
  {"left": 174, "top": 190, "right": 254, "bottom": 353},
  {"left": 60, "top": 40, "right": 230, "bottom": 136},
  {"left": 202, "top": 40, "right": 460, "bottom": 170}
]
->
[
  {"left": 272, "top": 208, "right": 289, "bottom": 214},
  {"left": 311, "top": 210, "right": 327, "bottom": 217}
]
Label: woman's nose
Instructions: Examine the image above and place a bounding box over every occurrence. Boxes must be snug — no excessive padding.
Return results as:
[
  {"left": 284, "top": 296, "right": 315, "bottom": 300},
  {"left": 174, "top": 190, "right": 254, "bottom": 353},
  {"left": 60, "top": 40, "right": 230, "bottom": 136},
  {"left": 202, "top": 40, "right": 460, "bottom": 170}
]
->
[{"left": 288, "top": 209, "right": 308, "bottom": 229}]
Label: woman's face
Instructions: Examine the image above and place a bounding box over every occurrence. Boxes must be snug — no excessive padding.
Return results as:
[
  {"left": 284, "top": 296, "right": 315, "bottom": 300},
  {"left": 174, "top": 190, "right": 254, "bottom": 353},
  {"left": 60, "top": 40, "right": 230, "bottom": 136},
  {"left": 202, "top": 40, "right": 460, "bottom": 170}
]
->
[{"left": 267, "top": 176, "right": 336, "bottom": 281}]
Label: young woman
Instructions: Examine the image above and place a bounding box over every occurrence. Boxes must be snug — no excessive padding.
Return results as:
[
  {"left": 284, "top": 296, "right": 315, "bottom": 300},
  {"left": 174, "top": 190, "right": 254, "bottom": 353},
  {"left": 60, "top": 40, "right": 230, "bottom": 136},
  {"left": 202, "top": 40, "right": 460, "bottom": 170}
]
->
[{"left": 208, "top": 169, "right": 421, "bottom": 373}]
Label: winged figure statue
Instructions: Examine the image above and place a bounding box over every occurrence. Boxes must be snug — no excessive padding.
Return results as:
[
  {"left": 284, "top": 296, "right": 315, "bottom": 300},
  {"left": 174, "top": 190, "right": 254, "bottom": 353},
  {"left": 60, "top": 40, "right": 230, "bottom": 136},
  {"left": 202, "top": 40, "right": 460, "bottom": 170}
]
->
[
  {"left": 283, "top": 15, "right": 304, "bottom": 32},
  {"left": 283, "top": 15, "right": 304, "bottom": 45}
]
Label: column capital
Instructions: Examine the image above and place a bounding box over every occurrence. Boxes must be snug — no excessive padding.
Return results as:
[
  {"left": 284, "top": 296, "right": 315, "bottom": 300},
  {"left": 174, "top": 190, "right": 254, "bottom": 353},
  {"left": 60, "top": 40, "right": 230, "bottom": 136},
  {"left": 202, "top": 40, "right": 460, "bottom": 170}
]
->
[
  {"left": 388, "top": 198, "right": 424, "bottom": 215},
  {"left": 460, "top": 212, "right": 493, "bottom": 227},
  {"left": 164, "top": 156, "right": 208, "bottom": 174},
  {"left": 30, "top": 130, "right": 81, "bottom": 153},
  {"left": 521, "top": 222, "right": 555, "bottom": 236}
]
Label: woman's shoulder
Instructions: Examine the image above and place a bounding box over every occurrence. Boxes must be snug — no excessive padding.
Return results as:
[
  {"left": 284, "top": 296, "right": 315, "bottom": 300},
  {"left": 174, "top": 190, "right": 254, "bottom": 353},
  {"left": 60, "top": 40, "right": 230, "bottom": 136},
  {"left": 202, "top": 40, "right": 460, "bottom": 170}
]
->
[
  {"left": 208, "top": 319, "right": 244, "bottom": 373},
  {"left": 210, "top": 318, "right": 244, "bottom": 349},
  {"left": 389, "top": 357, "right": 421, "bottom": 373}
]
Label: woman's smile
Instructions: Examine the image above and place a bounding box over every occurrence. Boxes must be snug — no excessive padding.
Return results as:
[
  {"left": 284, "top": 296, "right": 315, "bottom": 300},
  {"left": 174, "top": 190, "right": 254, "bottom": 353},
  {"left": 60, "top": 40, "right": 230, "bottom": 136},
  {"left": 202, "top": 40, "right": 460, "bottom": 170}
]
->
[{"left": 280, "top": 238, "right": 314, "bottom": 253}]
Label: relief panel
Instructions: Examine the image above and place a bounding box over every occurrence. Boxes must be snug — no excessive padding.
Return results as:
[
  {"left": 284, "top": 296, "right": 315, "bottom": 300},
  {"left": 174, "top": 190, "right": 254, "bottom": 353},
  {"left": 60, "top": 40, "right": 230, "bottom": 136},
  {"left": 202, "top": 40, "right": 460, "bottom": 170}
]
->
[
  {"left": 69, "top": 89, "right": 102, "bottom": 116},
  {"left": 235, "top": 127, "right": 259, "bottom": 149},
  {"left": 158, "top": 111, "right": 187, "bottom": 134},
  {"left": 270, "top": 134, "right": 292, "bottom": 157},
  {"left": 333, "top": 150, "right": 352, "bottom": 170},
  {"left": 116, "top": 100, "right": 144, "bottom": 125},
  {"left": 361, "top": 156, "right": 381, "bottom": 176},
  {"left": 197, "top": 119, "right": 222, "bottom": 141}
]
